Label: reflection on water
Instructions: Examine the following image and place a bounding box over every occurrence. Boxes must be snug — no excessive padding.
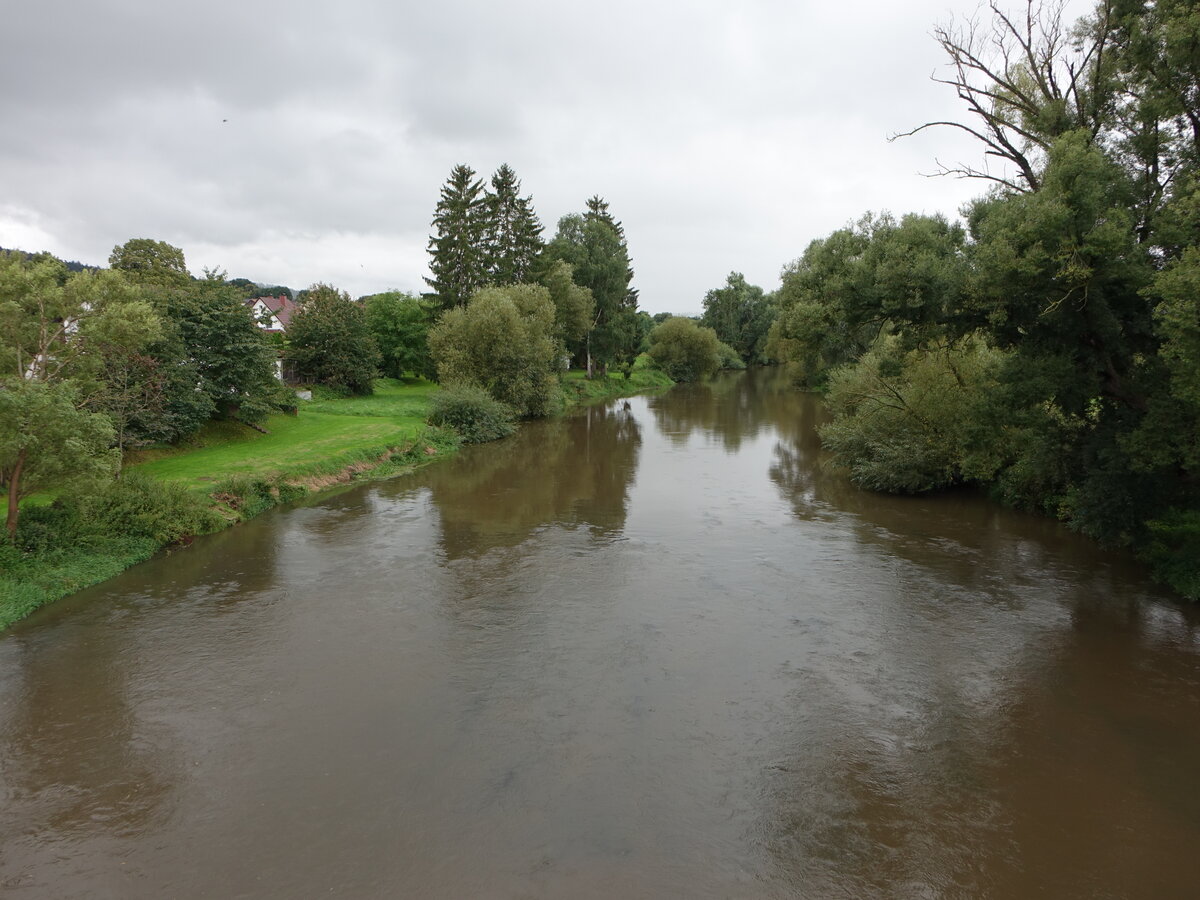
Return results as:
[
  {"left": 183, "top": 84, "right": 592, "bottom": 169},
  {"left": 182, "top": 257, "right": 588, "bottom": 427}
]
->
[
  {"left": 2, "top": 367, "right": 1199, "bottom": 898},
  {"left": 420, "top": 400, "right": 642, "bottom": 559}
]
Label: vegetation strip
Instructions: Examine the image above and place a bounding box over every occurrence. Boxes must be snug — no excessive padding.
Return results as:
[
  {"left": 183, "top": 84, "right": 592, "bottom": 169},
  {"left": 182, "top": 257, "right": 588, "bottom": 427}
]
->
[{"left": 0, "top": 372, "right": 672, "bottom": 630}]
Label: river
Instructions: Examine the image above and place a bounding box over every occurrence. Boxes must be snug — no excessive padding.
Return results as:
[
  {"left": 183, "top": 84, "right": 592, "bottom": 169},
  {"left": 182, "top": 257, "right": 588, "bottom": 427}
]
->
[{"left": 2, "top": 368, "right": 1199, "bottom": 898}]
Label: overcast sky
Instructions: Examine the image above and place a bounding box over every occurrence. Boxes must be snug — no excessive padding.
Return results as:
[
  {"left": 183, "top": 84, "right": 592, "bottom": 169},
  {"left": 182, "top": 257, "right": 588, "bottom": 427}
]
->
[{"left": 1, "top": 0, "right": 1093, "bottom": 315}]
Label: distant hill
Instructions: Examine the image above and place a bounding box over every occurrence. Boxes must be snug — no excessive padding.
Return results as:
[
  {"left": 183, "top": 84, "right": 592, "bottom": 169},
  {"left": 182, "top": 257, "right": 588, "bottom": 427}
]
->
[
  {"left": 1, "top": 246, "right": 295, "bottom": 298},
  {"left": 0, "top": 245, "right": 99, "bottom": 273}
]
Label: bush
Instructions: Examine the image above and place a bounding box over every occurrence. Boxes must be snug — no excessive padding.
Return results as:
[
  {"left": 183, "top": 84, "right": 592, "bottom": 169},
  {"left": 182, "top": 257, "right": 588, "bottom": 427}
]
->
[
  {"left": 9, "top": 500, "right": 84, "bottom": 554},
  {"left": 80, "top": 470, "right": 219, "bottom": 544},
  {"left": 820, "top": 335, "right": 1004, "bottom": 494},
  {"left": 427, "top": 383, "right": 517, "bottom": 444},
  {"left": 1142, "top": 509, "right": 1200, "bottom": 601},
  {"left": 716, "top": 340, "right": 746, "bottom": 370},
  {"left": 210, "top": 475, "right": 279, "bottom": 519},
  {"left": 427, "top": 285, "right": 561, "bottom": 417},
  {"left": 647, "top": 317, "right": 721, "bottom": 382}
]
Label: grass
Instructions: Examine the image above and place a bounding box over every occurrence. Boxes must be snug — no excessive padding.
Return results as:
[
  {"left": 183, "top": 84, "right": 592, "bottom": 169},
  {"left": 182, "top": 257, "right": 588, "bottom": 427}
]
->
[
  {"left": 0, "top": 538, "right": 160, "bottom": 630},
  {"left": 2, "top": 367, "right": 676, "bottom": 629},
  {"left": 561, "top": 364, "right": 674, "bottom": 403},
  {"left": 129, "top": 377, "right": 439, "bottom": 490}
]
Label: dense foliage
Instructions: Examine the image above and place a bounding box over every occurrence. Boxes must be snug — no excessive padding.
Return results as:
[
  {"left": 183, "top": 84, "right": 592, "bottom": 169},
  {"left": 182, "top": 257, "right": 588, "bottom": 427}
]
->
[
  {"left": 427, "top": 284, "right": 562, "bottom": 417},
  {"left": 542, "top": 198, "right": 640, "bottom": 376},
  {"left": 768, "top": 0, "right": 1200, "bottom": 598},
  {"left": 1, "top": 243, "right": 287, "bottom": 540},
  {"left": 700, "top": 272, "right": 777, "bottom": 365},
  {"left": 427, "top": 383, "right": 517, "bottom": 444},
  {"left": 364, "top": 290, "right": 436, "bottom": 380},
  {"left": 647, "top": 317, "right": 722, "bottom": 383},
  {"left": 287, "top": 283, "right": 381, "bottom": 394}
]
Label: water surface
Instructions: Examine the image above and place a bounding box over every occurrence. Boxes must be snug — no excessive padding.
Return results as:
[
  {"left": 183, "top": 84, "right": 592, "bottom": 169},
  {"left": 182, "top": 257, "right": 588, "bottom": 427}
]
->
[{"left": 2, "top": 369, "right": 1199, "bottom": 898}]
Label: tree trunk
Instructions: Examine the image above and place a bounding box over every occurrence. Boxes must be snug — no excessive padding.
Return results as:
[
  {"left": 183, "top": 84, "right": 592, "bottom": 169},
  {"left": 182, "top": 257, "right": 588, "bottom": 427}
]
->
[{"left": 6, "top": 449, "right": 26, "bottom": 540}]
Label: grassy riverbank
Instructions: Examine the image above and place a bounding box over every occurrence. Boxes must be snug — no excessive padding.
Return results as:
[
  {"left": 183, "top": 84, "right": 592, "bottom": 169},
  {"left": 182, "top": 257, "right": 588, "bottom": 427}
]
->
[{"left": 1, "top": 369, "right": 673, "bottom": 629}]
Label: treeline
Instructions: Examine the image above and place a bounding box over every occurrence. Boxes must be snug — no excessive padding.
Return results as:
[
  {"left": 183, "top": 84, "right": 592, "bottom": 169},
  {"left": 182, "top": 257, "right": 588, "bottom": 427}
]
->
[
  {"left": 424, "top": 163, "right": 645, "bottom": 377},
  {"left": 1, "top": 240, "right": 297, "bottom": 539},
  {"left": 763, "top": 0, "right": 1199, "bottom": 598}
]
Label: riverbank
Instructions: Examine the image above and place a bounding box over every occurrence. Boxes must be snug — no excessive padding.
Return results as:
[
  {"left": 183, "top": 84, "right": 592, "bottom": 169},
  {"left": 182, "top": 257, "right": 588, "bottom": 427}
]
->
[{"left": 1, "top": 369, "right": 673, "bottom": 630}]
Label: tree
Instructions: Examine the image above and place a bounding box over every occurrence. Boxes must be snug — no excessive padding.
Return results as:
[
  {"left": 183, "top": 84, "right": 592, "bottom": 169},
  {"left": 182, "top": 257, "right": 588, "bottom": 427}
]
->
[
  {"left": 768, "top": 213, "right": 966, "bottom": 385},
  {"left": 426, "top": 164, "right": 487, "bottom": 310},
  {"left": 543, "top": 197, "right": 640, "bottom": 377},
  {"left": 427, "top": 284, "right": 561, "bottom": 417},
  {"left": 891, "top": 0, "right": 1113, "bottom": 192},
  {"left": 364, "top": 290, "right": 436, "bottom": 380},
  {"left": 538, "top": 259, "right": 594, "bottom": 355},
  {"left": 287, "top": 283, "right": 381, "bottom": 394},
  {"left": 482, "top": 164, "right": 544, "bottom": 284},
  {"left": 700, "top": 272, "right": 777, "bottom": 364},
  {"left": 151, "top": 271, "right": 284, "bottom": 429},
  {"left": 0, "top": 252, "right": 158, "bottom": 535},
  {"left": 109, "top": 238, "right": 191, "bottom": 288},
  {"left": 820, "top": 335, "right": 1005, "bottom": 493},
  {"left": 647, "top": 317, "right": 721, "bottom": 382},
  {"left": 0, "top": 379, "right": 117, "bottom": 539}
]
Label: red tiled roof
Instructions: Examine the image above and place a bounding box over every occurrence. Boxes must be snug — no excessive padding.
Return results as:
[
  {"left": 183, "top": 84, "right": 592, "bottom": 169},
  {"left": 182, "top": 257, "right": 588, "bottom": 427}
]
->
[{"left": 247, "top": 295, "right": 299, "bottom": 331}]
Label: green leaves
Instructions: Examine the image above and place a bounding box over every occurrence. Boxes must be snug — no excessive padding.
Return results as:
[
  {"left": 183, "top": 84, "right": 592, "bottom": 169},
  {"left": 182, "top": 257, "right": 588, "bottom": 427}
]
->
[
  {"left": 288, "top": 284, "right": 382, "bottom": 395},
  {"left": 427, "top": 284, "right": 561, "bottom": 418},
  {"left": 426, "top": 164, "right": 488, "bottom": 310},
  {"left": 646, "top": 317, "right": 721, "bottom": 383}
]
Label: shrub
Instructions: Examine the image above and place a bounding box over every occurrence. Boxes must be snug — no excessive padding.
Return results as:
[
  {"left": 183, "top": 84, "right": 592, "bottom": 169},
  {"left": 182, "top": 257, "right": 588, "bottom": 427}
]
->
[
  {"left": 716, "top": 340, "right": 746, "bottom": 370},
  {"left": 427, "top": 285, "right": 561, "bottom": 417},
  {"left": 9, "top": 500, "right": 84, "bottom": 554},
  {"left": 210, "top": 475, "right": 279, "bottom": 519},
  {"left": 80, "top": 470, "right": 219, "bottom": 544},
  {"left": 427, "top": 383, "right": 517, "bottom": 444},
  {"left": 647, "top": 317, "right": 721, "bottom": 382},
  {"left": 1142, "top": 509, "right": 1200, "bottom": 601}
]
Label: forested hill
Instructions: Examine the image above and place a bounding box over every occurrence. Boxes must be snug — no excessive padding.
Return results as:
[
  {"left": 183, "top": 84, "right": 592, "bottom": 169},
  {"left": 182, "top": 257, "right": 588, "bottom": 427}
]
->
[{"left": 0, "top": 246, "right": 98, "bottom": 273}]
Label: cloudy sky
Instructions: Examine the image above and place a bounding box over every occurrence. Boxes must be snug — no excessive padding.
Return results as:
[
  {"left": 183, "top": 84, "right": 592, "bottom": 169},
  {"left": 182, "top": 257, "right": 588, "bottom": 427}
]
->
[{"left": 1, "top": 0, "right": 1092, "bottom": 315}]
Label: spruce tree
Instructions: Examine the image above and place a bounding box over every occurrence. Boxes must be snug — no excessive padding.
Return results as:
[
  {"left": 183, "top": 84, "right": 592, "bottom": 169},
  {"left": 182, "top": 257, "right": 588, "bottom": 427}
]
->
[
  {"left": 426, "top": 164, "right": 487, "bottom": 310},
  {"left": 545, "top": 196, "right": 640, "bottom": 376},
  {"left": 585, "top": 196, "right": 639, "bottom": 310},
  {"left": 483, "top": 164, "right": 544, "bottom": 285}
]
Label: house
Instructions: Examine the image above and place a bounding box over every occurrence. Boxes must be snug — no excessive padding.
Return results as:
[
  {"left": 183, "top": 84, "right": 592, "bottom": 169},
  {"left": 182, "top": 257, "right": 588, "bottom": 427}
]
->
[{"left": 246, "top": 295, "right": 299, "bottom": 333}]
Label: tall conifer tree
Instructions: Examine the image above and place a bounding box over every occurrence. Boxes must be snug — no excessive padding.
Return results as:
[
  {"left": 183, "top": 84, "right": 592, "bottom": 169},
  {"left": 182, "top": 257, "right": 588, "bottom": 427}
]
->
[
  {"left": 426, "top": 164, "right": 486, "bottom": 310},
  {"left": 546, "top": 196, "right": 640, "bottom": 376},
  {"left": 483, "top": 164, "right": 544, "bottom": 285}
]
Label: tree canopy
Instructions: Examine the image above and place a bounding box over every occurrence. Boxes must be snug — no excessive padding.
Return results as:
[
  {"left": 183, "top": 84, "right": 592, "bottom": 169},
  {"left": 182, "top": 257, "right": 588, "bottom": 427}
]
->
[
  {"left": 769, "top": 0, "right": 1200, "bottom": 598},
  {"left": 647, "top": 317, "right": 722, "bottom": 383},
  {"left": 543, "top": 198, "right": 640, "bottom": 376},
  {"left": 287, "top": 284, "right": 381, "bottom": 395},
  {"left": 426, "top": 164, "right": 488, "bottom": 310},
  {"left": 109, "top": 238, "right": 191, "bottom": 288},
  {"left": 427, "top": 284, "right": 561, "bottom": 418}
]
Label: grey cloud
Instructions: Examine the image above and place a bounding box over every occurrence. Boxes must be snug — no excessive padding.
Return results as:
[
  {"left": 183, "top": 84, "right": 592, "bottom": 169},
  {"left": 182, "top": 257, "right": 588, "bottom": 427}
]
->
[{"left": 1, "top": 0, "right": 1064, "bottom": 308}]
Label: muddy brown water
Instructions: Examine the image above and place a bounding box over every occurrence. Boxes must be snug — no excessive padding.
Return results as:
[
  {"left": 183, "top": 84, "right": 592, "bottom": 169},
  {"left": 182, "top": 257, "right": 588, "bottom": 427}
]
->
[{"left": 2, "top": 368, "right": 1199, "bottom": 898}]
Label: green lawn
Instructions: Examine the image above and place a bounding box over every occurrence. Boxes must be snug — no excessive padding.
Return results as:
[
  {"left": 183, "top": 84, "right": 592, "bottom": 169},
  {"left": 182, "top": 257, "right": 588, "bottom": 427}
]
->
[
  {"left": 130, "top": 378, "right": 439, "bottom": 489},
  {"left": 561, "top": 361, "right": 673, "bottom": 402}
]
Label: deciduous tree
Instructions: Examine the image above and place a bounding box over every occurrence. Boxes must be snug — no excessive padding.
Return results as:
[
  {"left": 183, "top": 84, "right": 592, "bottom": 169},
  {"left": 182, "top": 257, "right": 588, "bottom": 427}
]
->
[
  {"left": 647, "top": 317, "right": 721, "bottom": 383},
  {"left": 109, "top": 238, "right": 191, "bottom": 288},
  {"left": 364, "top": 290, "right": 436, "bottom": 380},
  {"left": 287, "top": 283, "right": 381, "bottom": 394},
  {"left": 427, "top": 284, "right": 560, "bottom": 417}
]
